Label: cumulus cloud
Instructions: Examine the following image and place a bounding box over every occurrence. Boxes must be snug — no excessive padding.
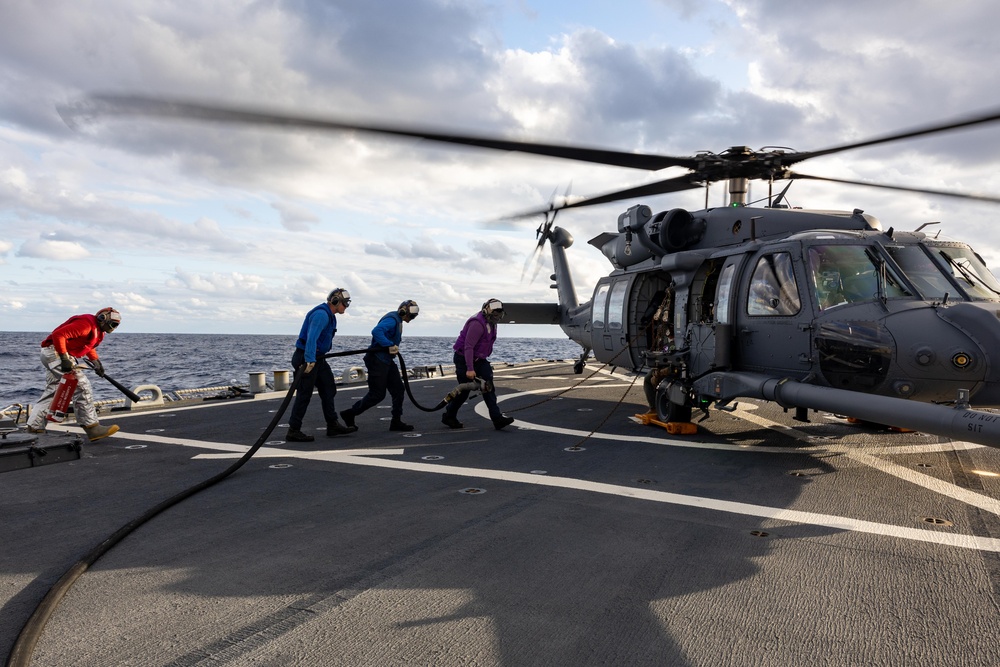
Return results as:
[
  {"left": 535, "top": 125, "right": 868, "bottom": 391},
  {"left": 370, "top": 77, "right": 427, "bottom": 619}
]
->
[
  {"left": 17, "top": 238, "right": 90, "bottom": 260},
  {"left": 1, "top": 0, "right": 999, "bottom": 333},
  {"left": 272, "top": 200, "right": 320, "bottom": 231},
  {"left": 363, "top": 235, "right": 463, "bottom": 261}
]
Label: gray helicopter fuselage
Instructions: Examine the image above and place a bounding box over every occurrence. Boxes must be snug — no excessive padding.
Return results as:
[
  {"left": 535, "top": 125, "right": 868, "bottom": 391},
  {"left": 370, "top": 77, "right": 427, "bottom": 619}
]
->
[{"left": 527, "top": 205, "right": 1000, "bottom": 422}]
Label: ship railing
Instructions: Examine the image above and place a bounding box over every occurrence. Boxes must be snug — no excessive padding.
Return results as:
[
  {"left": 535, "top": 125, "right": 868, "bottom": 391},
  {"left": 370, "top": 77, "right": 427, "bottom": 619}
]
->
[{"left": 1, "top": 404, "right": 29, "bottom": 425}]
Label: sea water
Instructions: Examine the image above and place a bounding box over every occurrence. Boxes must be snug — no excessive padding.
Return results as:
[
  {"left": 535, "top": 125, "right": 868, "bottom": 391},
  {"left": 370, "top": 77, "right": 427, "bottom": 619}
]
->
[{"left": 0, "top": 332, "right": 583, "bottom": 408}]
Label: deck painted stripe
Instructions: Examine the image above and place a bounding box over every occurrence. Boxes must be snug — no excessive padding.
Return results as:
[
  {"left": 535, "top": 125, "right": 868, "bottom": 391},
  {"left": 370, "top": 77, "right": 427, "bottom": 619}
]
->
[
  {"left": 844, "top": 449, "right": 1000, "bottom": 517},
  {"left": 99, "top": 429, "right": 1000, "bottom": 553},
  {"left": 485, "top": 388, "right": 826, "bottom": 454},
  {"left": 717, "top": 405, "right": 1000, "bottom": 517}
]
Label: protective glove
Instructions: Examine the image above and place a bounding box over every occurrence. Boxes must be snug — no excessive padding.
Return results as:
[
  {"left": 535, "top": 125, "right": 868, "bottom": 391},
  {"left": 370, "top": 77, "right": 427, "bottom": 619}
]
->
[
  {"left": 304, "top": 362, "right": 316, "bottom": 374},
  {"left": 59, "top": 354, "right": 74, "bottom": 373},
  {"left": 388, "top": 345, "right": 399, "bottom": 357},
  {"left": 91, "top": 358, "right": 105, "bottom": 377}
]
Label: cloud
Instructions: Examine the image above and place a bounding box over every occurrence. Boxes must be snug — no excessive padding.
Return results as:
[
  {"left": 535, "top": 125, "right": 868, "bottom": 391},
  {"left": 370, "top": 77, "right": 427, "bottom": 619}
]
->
[
  {"left": 17, "top": 237, "right": 90, "bottom": 260},
  {"left": 469, "top": 239, "right": 514, "bottom": 261},
  {"left": 168, "top": 268, "right": 286, "bottom": 300},
  {"left": 271, "top": 200, "right": 320, "bottom": 231},
  {"left": 1, "top": 0, "right": 999, "bottom": 336},
  {"left": 363, "top": 235, "right": 463, "bottom": 261}
]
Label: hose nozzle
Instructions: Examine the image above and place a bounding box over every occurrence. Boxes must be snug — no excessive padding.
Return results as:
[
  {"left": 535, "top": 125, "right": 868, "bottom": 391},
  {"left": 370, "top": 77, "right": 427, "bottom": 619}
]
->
[{"left": 444, "top": 378, "right": 489, "bottom": 403}]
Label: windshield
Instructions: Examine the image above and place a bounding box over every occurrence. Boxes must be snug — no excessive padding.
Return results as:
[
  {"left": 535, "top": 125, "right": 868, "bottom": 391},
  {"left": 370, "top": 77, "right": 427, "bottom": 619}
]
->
[
  {"left": 807, "top": 244, "right": 910, "bottom": 311},
  {"left": 883, "top": 244, "right": 956, "bottom": 299},
  {"left": 927, "top": 244, "right": 1000, "bottom": 301}
]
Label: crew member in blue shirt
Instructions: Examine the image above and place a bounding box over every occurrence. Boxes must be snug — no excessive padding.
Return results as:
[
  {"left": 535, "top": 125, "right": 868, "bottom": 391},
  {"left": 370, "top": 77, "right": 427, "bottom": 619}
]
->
[
  {"left": 286, "top": 288, "right": 355, "bottom": 442},
  {"left": 341, "top": 300, "right": 419, "bottom": 432}
]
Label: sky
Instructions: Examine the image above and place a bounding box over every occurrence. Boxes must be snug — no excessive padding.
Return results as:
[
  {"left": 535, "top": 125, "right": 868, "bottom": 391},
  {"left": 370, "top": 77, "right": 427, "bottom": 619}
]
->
[{"left": 2, "top": 0, "right": 1000, "bottom": 337}]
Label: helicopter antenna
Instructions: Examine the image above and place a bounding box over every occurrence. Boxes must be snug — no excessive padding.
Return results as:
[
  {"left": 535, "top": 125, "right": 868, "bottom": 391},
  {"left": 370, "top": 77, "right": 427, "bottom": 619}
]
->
[{"left": 769, "top": 181, "right": 794, "bottom": 208}]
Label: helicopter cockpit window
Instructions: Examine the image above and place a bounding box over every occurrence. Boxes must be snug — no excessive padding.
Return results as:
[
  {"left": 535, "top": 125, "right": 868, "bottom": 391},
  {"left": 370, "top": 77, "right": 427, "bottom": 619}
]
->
[
  {"left": 592, "top": 283, "right": 610, "bottom": 329},
  {"left": 747, "top": 252, "right": 801, "bottom": 316},
  {"left": 927, "top": 244, "right": 1000, "bottom": 301},
  {"left": 883, "top": 245, "right": 955, "bottom": 299},
  {"left": 807, "top": 245, "right": 909, "bottom": 311}
]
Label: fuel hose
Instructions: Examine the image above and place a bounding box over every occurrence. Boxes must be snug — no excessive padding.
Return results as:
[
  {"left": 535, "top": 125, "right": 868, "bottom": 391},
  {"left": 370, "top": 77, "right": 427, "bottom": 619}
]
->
[
  {"left": 4, "top": 352, "right": 337, "bottom": 667},
  {"left": 6, "top": 347, "right": 475, "bottom": 666}
]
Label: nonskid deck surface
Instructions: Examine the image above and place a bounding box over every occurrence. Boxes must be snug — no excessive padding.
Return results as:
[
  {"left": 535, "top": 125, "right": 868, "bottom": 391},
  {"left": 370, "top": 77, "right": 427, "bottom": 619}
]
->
[{"left": 3, "top": 360, "right": 1000, "bottom": 666}]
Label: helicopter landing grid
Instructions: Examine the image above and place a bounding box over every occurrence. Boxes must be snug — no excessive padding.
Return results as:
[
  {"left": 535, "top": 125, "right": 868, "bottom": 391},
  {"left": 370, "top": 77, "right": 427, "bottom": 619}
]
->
[{"left": 4, "top": 360, "right": 1000, "bottom": 666}]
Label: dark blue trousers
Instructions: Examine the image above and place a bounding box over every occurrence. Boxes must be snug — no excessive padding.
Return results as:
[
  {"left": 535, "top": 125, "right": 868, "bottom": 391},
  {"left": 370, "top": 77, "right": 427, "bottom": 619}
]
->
[
  {"left": 289, "top": 347, "right": 339, "bottom": 430},
  {"left": 443, "top": 352, "right": 501, "bottom": 420},
  {"left": 350, "top": 352, "right": 405, "bottom": 418}
]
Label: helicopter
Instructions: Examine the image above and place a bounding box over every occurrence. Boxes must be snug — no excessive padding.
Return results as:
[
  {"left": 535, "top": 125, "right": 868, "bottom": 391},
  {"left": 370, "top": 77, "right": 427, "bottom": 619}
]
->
[{"left": 63, "top": 95, "right": 1000, "bottom": 448}]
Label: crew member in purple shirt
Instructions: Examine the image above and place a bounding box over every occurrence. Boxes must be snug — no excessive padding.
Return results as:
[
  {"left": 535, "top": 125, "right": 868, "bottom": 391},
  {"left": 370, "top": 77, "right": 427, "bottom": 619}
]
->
[{"left": 441, "top": 299, "right": 515, "bottom": 430}]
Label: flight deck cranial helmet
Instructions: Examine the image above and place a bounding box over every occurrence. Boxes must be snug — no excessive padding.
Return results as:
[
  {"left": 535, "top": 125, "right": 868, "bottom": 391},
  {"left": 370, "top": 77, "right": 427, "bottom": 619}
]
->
[
  {"left": 482, "top": 298, "right": 504, "bottom": 324},
  {"left": 328, "top": 288, "right": 351, "bottom": 307},
  {"left": 398, "top": 300, "right": 419, "bottom": 320},
  {"left": 95, "top": 307, "right": 121, "bottom": 333}
]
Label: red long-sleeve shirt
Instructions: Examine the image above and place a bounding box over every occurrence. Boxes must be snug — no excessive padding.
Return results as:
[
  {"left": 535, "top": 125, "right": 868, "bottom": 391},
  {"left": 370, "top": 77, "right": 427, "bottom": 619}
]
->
[{"left": 41, "top": 314, "right": 105, "bottom": 360}]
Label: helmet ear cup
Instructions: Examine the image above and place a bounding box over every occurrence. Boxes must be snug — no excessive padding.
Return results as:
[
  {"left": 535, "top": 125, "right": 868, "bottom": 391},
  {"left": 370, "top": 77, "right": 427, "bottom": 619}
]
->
[
  {"left": 398, "top": 300, "right": 419, "bottom": 318},
  {"left": 482, "top": 299, "right": 504, "bottom": 322},
  {"left": 328, "top": 288, "right": 350, "bottom": 305}
]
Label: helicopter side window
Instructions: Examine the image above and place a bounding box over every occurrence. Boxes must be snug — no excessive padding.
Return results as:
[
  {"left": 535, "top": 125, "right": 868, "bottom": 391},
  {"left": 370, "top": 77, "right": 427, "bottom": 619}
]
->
[
  {"left": 747, "top": 252, "right": 801, "bottom": 316},
  {"left": 607, "top": 281, "right": 628, "bottom": 329},
  {"left": 592, "top": 283, "right": 610, "bottom": 329},
  {"left": 715, "top": 263, "right": 736, "bottom": 325},
  {"left": 928, "top": 244, "right": 1000, "bottom": 301}
]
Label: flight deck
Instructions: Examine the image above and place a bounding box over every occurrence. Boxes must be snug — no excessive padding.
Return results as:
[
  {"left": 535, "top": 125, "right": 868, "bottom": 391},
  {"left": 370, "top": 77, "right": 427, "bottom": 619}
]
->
[{"left": 3, "top": 360, "right": 1000, "bottom": 666}]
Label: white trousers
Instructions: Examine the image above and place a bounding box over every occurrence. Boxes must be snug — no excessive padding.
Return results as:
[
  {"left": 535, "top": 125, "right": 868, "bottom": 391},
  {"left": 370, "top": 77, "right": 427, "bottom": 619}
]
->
[{"left": 28, "top": 346, "right": 99, "bottom": 428}]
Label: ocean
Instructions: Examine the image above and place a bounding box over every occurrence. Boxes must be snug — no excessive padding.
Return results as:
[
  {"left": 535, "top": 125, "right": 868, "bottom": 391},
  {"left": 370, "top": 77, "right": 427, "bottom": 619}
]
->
[{"left": 0, "top": 332, "right": 583, "bottom": 409}]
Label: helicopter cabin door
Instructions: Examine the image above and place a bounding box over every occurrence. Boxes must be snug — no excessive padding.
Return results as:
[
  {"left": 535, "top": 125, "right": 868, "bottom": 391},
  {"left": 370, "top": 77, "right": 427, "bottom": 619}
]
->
[
  {"left": 590, "top": 275, "right": 632, "bottom": 366},
  {"left": 736, "top": 244, "right": 813, "bottom": 375}
]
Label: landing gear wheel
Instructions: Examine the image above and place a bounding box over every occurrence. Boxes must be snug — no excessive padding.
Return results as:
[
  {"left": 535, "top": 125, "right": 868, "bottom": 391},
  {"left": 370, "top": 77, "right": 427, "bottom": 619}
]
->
[
  {"left": 655, "top": 388, "right": 692, "bottom": 423},
  {"left": 573, "top": 359, "right": 586, "bottom": 374}
]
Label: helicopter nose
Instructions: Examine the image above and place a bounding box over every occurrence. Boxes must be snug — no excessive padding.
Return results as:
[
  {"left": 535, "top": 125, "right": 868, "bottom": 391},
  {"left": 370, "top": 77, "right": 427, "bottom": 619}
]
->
[
  {"left": 876, "top": 303, "right": 991, "bottom": 404},
  {"left": 933, "top": 302, "right": 1000, "bottom": 406}
]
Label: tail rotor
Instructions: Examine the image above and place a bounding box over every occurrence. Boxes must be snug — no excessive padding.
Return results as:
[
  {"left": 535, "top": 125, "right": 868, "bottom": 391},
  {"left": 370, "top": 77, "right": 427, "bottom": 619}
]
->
[{"left": 521, "top": 183, "right": 570, "bottom": 284}]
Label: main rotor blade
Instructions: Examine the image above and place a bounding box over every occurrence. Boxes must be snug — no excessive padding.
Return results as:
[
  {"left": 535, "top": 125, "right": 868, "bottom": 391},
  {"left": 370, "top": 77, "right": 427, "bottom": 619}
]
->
[
  {"left": 68, "top": 94, "right": 699, "bottom": 172},
  {"left": 495, "top": 174, "right": 704, "bottom": 222},
  {"left": 787, "top": 107, "right": 1000, "bottom": 164},
  {"left": 788, "top": 172, "right": 1000, "bottom": 205}
]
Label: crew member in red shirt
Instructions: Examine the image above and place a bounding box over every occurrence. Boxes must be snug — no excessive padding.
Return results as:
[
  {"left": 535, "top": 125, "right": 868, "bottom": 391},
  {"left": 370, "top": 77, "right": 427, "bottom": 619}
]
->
[{"left": 27, "top": 307, "right": 122, "bottom": 441}]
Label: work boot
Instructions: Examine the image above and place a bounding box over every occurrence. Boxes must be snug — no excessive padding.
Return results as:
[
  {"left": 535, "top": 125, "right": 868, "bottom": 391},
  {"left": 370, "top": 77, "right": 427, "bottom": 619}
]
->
[
  {"left": 26, "top": 425, "right": 46, "bottom": 435},
  {"left": 340, "top": 408, "right": 356, "bottom": 428},
  {"left": 389, "top": 417, "right": 414, "bottom": 432},
  {"left": 285, "top": 428, "right": 315, "bottom": 443},
  {"left": 327, "top": 421, "right": 355, "bottom": 436},
  {"left": 492, "top": 414, "right": 515, "bottom": 431},
  {"left": 83, "top": 423, "right": 119, "bottom": 442},
  {"left": 441, "top": 414, "right": 463, "bottom": 429}
]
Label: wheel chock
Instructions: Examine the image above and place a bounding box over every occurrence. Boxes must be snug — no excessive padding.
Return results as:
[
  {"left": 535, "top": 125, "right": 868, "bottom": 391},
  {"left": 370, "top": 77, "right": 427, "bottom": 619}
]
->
[
  {"left": 633, "top": 413, "right": 697, "bottom": 435},
  {"left": 665, "top": 421, "right": 698, "bottom": 435}
]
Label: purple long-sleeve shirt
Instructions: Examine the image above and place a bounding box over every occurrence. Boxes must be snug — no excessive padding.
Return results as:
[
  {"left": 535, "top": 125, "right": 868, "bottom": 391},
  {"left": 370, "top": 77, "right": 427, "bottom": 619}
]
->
[{"left": 452, "top": 312, "right": 497, "bottom": 368}]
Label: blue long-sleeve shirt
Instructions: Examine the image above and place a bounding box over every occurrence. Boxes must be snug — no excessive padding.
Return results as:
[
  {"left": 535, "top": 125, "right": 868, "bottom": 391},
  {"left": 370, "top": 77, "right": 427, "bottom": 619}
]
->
[
  {"left": 295, "top": 303, "right": 337, "bottom": 363},
  {"left": 369, "top": 311, "right": 403, "bottom": 364}
]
